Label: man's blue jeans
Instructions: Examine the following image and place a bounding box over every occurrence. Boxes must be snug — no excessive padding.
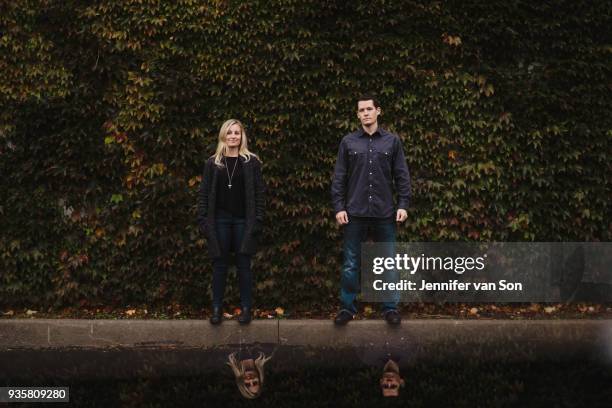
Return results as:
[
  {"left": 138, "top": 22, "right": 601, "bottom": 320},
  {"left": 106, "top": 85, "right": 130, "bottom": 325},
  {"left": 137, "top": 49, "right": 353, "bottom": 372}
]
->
[
  {"left": 212, "top": 215, "right": 252, "bottom": 309},
  {"left": 340, "top": 216, "right": 398, "bottom": 314}
]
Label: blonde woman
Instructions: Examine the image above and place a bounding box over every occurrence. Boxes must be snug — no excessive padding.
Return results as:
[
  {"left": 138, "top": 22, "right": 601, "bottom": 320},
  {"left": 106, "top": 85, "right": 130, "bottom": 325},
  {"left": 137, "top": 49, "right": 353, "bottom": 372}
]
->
[
  {"left": 227, "top": 351, "right": 271, "bottom": 399},
  {"left": 197, "top": 119, "right": 265, "bottom": 325}
]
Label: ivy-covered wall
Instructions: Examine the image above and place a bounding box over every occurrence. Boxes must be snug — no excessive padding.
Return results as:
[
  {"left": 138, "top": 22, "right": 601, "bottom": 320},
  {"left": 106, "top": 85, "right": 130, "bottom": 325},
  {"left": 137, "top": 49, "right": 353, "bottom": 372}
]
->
[{"left": 1, "top": 0, "right": 610, "bottom": 308}]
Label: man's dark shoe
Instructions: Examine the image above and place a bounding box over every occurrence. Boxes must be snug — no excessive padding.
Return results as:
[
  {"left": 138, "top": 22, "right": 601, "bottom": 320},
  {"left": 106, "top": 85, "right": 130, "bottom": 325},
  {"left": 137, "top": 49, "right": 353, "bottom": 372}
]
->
[
  {"left": 334, "top": 309, "right": 354, "bottom": 326},
  {"left": 210, "top": 306, "right": 222, "bottom": 325},
  {"left": 383, "top": 309, "right": 401, "bottom": 325},
  {"left": 238, "top": 307, "right": 252, "bottom": 325}
]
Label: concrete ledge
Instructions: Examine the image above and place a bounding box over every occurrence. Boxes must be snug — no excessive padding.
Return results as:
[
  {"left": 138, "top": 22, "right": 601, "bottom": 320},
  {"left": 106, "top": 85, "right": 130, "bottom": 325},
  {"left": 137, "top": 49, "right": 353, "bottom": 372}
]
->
[
  {"left": 1, "top": 319, "right": 611, "bottom": 352},
  {"left": 279, "top": 319, "right": 611, "bottom": 345},
  {"left": 279, "top": 319, "right": 612, "bottom": 362},
  {"left": 0, "top": 319, "right": 279, "bottom": 348},
  {"left": 1, "top": 319, "right": 611, "bottom": 380}
]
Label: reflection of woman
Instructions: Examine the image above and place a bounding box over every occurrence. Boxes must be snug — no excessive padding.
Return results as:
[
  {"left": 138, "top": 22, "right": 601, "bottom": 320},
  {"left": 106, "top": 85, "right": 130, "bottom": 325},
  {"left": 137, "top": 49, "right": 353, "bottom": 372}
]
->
[
  {"left": 227, "top": 351, "right": 271, "bottom": 399},
  {"left": 197, "top": 119, "right": 265, "bottom": 325}
]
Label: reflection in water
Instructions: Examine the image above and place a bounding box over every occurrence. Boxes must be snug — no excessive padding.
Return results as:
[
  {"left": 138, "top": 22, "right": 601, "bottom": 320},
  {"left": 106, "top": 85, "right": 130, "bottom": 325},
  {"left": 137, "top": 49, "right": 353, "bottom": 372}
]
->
[
  {"left": 380, "top": 359, "right": 405, "bottom": 397},
  {"left": 1, "top": 344, "right": 611, "bottom": 406},
  {"left": 227, "top": 351, "right": 271, "bottom": 399}
]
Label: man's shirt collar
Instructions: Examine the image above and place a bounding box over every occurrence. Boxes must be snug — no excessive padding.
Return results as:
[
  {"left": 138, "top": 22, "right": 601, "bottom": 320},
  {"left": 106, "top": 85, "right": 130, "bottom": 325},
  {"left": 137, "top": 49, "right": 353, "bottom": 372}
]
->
[{"left": 358, "top": 127, "right": 383, "bottom": 138}]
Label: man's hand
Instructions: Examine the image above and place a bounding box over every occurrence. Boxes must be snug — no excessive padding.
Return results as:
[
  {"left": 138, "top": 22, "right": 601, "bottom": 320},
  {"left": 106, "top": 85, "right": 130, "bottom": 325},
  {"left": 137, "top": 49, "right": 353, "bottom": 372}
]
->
[
  {"left": 336, "top": 211, "right": 349, "bottom": 225},
  {"left": 396, "top": 209, "right": 408, "bottom": 223}
]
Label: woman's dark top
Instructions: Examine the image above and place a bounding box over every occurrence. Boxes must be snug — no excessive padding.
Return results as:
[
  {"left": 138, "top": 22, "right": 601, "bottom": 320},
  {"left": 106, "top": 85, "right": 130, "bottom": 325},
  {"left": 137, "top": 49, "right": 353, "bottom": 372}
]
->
[{"left": 216, "top": 156, "right": 246, "bottom": 217}]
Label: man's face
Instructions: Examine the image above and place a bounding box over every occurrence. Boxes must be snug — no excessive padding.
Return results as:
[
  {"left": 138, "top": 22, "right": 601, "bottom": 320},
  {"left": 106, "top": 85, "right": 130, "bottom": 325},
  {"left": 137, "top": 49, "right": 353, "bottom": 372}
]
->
[
  {"left": 357, "top": 100, "right": 381, "bottom": 127},
  {"left": 380, "top": 372, "right": 403, "bottom": 397}
]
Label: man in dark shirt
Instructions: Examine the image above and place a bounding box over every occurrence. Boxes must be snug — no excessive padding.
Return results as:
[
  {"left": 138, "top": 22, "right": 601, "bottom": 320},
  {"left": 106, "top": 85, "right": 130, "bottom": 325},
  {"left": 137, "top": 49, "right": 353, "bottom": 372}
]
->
[{"left": 331, "top": 95, "right": 411, "bottom": 325}]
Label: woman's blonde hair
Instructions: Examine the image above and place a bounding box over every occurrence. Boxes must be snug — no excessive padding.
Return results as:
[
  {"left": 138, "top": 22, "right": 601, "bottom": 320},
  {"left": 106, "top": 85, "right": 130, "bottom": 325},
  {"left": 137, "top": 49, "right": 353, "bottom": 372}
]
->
[
  {"left": 227, "top": 351, "right": 271, "bottom": 399},
  {"left": 213, "top": 119, "right": 259, "bottom": 167}
]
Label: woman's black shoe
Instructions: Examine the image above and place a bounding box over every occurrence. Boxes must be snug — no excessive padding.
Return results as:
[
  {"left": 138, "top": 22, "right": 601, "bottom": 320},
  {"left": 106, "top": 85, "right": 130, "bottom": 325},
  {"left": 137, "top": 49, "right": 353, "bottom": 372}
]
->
[
  {"left": 238, "top": 307, "right": 252, "bottom": 325},
  {"left": 210, "top": 306, "right": 222, "bottom": 325}
]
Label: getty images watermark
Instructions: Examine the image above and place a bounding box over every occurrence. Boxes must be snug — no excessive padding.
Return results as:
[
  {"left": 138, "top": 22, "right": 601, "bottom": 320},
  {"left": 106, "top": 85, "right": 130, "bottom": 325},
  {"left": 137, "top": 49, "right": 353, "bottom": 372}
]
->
[{"left": 362, "top": 242, "right": 612, "bottom": 303}]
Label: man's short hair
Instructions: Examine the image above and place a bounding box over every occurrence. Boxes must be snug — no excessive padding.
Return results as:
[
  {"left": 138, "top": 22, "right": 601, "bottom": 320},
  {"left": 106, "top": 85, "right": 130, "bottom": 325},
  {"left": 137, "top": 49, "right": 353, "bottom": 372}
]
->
[{"left": 357, "top": 94, "right": 380, "bottom": 108}]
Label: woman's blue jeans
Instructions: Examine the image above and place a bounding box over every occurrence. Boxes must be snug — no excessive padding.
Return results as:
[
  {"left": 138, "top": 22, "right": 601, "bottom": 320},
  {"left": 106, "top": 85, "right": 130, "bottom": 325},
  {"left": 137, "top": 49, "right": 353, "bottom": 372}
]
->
[{"left": 212, "top": 215, "right": 252, "bottom": 309}]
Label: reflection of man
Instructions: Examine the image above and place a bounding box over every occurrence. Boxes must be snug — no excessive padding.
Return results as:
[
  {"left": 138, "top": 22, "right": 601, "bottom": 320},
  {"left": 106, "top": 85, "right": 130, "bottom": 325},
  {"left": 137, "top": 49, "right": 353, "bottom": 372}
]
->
[
  {"left": 380, "top": 359, "right": 405, "bottom": 397},
  {"left": 331, "top": 95, "right": 411, "bottom": 325}
]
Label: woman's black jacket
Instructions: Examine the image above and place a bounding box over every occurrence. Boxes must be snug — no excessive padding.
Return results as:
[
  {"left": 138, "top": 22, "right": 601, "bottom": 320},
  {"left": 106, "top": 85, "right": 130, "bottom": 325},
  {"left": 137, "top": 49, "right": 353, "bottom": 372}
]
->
[{"left": 196, "top": 156, "right": 265, "bottom": 258}]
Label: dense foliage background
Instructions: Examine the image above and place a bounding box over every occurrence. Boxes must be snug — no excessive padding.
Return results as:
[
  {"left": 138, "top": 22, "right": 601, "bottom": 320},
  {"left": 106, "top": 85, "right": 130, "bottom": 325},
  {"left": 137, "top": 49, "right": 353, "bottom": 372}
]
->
[{"left": 1, "top": 0, "right": 610, "bottom": 309}]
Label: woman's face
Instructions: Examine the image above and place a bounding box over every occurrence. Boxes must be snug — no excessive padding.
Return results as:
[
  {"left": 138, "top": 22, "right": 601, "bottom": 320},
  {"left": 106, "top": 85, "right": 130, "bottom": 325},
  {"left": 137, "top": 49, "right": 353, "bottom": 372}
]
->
[
  {"left": 243, "top": 370, "right": 260, "bottom": 394},
  {"left": 225, "top": 123, "right": 242, "bottom": 149}
]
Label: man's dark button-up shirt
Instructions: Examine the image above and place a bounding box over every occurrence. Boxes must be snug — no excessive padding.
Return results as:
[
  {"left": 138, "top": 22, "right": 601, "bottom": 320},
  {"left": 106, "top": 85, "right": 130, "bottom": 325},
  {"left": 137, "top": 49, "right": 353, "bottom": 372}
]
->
[{"left": 331, "top": 128, "right": 411, "bottom": 218}]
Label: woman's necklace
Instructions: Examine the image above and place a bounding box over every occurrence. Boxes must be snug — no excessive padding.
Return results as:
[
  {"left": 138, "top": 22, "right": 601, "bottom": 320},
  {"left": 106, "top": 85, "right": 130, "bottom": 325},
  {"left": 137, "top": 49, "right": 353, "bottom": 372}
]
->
[{"left": 224, "top": 156, "right": 238, "bottom": 189}]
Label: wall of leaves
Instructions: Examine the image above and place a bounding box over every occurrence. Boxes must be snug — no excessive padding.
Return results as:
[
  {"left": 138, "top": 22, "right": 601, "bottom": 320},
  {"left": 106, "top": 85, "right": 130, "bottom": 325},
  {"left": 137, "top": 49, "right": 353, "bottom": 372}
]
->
[{"left": 1, "top": 0, "right": 610, "bottom": 308}]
